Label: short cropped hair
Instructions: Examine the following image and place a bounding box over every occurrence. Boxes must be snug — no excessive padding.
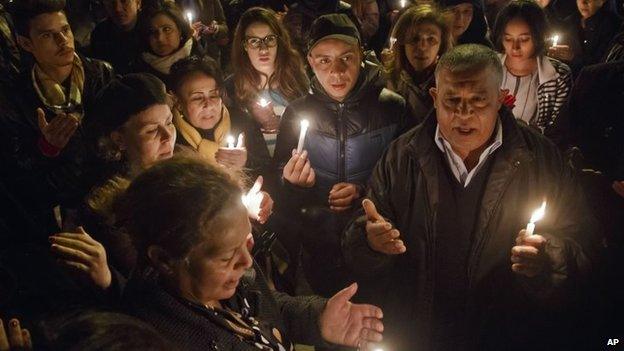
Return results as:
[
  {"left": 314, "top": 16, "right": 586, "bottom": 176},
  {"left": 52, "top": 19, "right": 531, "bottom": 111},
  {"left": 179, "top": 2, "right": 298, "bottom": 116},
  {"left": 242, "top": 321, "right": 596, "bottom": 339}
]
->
[
  {"left": 492, "top": 0, "right": 549, "bottom": 57},
  {"left": 435, "top": 44, "right": 504, "bottom": 87},
  {"left": 9, "top": 0, "right": 66, "bottom": 37}
]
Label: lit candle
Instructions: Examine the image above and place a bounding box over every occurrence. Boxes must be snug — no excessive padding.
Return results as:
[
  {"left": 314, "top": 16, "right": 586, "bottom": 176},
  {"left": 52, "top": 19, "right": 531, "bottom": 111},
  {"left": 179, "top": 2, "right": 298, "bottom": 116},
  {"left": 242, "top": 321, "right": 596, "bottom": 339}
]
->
[
  {"left": 226, "top": 135, "right": 235, "bottom": 149},
  {"left": 389, "top": 37, "right": 397, "bottom": 48},
  {"left": 551, "top": 34, "right": 559, "bottom": 47},
  {"left": 236, "top": 133, "right": 244, "bottom": 149},
  {"left": 186, "top": 11, "right": 194, "bottom": 24},
  {"left": 258, "top": 97, "right": 270, "bottom": 108},
  {"left": 241, "top": 176, "right": 264, "bottom": 220},
  {"left": 525, "top": 201, "right": 546, "bottom": 236},
  {"left": 296, "top": 119, "right": 309, "bottom": 154},
  {"left": 400, "top": 0, "right": 406, "bottom": 8}
]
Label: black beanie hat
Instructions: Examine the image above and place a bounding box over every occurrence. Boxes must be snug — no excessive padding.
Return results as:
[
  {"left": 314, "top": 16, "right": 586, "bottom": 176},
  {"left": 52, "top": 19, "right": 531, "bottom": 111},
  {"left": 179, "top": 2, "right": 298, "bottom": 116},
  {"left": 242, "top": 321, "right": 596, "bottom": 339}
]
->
[
  {"left": 307, "top": 13, "right": 361, "bottom": 53},
  {"left": 94, "top": 73, "right": 168, "bottom": 135}
]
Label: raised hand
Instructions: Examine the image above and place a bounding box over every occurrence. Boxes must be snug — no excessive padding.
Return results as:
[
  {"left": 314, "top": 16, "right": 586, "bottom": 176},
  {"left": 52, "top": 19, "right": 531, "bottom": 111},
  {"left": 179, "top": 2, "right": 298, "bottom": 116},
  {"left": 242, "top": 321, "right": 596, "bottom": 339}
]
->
[
  {"left": 319, "top": 283, "right": 384, "bottom": 349},
  {"left": 282, "top": 149, "right": 315, "bottom": 188},
  {"left": 0, "top": 318, "right": 32, "bottom": 350},
  {"left": 36, "top": 108, "right": 79, "bottom": 150},
  {"left": 362, "top": 199, "right": 406, "bottom": 255},
  {"left": 50, "top": 227, "right": 112, "bottom": 289}
]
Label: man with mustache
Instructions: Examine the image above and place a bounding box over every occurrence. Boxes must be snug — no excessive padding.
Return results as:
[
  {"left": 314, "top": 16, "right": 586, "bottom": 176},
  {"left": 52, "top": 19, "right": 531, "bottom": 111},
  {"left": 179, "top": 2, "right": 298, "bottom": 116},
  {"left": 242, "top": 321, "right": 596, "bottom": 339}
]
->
[
  {"left": 274, "top": 14, "right": 410, "bottom": 298},
  {"left": 343, "top": 44, "right": 598, "bottom": 350},
  {"left": 1, "top": 0, "right": 113, "bottom": 238},
  {"left": 90, "top": 0, "right": 142, "bottom": 74}
]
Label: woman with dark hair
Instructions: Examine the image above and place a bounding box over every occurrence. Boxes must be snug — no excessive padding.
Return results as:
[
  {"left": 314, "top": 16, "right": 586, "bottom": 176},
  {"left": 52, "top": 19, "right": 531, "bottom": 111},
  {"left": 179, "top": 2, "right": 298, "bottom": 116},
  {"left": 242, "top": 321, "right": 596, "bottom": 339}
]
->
[
  {"left": 130, "top": 1, "right": 204, "bottom": 87},
  {"left": 493, "top": 0, "right": 571, "bottom": 131},
  {"left": 169, "top": 56, "right": 248, "bottom": 171},
  {"left": 440, "top": 0, "right": 492, "bottom": 46},
  {"left": 117, "top": 155, "right": 384, "bottom": 351},
  {"left": 227, "top": 7, "right": 308, "bottom": 184},
  {"left": 385, "top": 4, "right": 452, "bottom": 124}
]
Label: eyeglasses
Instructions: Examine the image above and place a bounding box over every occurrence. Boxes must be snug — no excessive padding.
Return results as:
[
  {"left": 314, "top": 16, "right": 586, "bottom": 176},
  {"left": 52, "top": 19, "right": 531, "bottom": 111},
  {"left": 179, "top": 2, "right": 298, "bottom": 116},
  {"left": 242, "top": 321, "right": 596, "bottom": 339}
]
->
[{"left": 244, "top": 34, "right": 279, "bottom": 49}]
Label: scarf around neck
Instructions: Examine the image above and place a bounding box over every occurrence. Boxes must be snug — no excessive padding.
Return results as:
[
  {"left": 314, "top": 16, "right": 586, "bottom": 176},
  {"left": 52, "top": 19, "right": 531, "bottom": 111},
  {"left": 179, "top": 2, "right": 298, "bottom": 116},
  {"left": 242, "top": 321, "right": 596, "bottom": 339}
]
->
[
  {"left": 32, "top": 53, "right": 85, "bottom": 119},
  {"left": 174, "top": 104, "right": 231, "bottom": 163},
  {"left": 142, "top": 38, "right": 193, "bottom": 75}
]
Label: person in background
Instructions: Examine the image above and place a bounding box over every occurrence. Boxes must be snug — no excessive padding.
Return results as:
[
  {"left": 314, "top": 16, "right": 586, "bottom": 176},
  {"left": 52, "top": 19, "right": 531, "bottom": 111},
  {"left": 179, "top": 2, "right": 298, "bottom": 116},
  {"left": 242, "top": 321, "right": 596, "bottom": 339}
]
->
[
  {"left": 350, "top": 0, "right": 385, "bottom": 56},
  {"left": 274, "top": 13, "right": 409, "bottom": 297},
  {"left": 130, "top": 1, "right": 203, "bottom": 87},
  {"left": 117, "top": 155, "right": 384, "bottom": 350},
  {"left": 0, "top": 1, "right": 21, "bottom": 85},
  {"left": 5, "top": 0, "right": 114, "bottom": 235},
  {"left": 549, "top": 0, "right": 622, "bottom": 74},
  {"left": 227, "top": 6, "right": 308, "bottom": 187},
  {"left": 90, "top": 0, "right": 143, "bottom": 74},
  {"left": 171, "top": 0, "right": 228, "bottom": 65},
  {"left": 440, "top": 0, "right": 492, "bottom": 47},
  {"left": 492, "top": 0, "right": 571, "bottom": 132},
  {"left": 344, "top": 44, "right": 597, "bottom": 350},
  {"left": 385, "top": 3, "right": 452, "bottom": 125},
  {"left": 169, "top": 56, "right": 248, "bottom": 171}
]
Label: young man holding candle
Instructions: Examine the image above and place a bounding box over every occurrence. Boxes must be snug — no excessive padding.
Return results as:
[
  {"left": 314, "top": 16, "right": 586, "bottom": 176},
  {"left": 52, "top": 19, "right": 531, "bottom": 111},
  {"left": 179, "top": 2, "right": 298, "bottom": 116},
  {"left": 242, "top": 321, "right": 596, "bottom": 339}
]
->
[
  {"left": 343, "top": 44, "right": 598, "bottom": 350},
  {"left": 274, "top": 13, "right": 410, "bottom": 297}
]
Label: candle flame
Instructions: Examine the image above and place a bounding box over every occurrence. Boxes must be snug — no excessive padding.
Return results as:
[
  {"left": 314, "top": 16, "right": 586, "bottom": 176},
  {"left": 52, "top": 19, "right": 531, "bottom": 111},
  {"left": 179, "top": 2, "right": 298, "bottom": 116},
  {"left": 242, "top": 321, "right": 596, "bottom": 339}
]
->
[
  {"left": 552, "top": 34, "right": 559, "bottom": 46},
  {"left": 400, "top": 0, "right": 406, "bottom": 7},
  {"left": 226, "top": 135, "right": 235, "bottom": 147},
  {"left": 242, "top": 177, "right": 264, "bottom": 219},
  {"left": 300, "top": 119, "right": 309, "bottom": 129},
  {"left": 186, "top": 11, "right": 194, "bottom": 23},
  {"left": 258, "top": 97, "right": 270, "bottom": 108},
  {"left": 529, "top": 201, "right": 546, "bottom": 223}
]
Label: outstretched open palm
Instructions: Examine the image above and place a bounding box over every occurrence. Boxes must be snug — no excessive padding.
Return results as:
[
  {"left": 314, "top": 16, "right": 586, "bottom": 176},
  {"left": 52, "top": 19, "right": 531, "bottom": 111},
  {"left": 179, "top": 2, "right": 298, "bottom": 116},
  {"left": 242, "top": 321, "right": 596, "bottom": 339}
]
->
[{"left": 319, "top": 283, "right": 384, "bottom": 349}]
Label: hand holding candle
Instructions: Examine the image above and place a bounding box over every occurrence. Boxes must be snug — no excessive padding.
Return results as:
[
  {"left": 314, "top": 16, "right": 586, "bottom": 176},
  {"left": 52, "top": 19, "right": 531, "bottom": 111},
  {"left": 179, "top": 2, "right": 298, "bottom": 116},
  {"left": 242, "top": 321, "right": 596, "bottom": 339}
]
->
[
  {"left": 296, "top": 119, "right": 309, "bottom": 154},
  {"left": 216, "top": 133, "right": 247, "bottom": 169},
  {"left": 242, "top": 176, "right": 273, "bottom": 223},
  {"left": 511, "top": 201, "right": 548, "bottom": 277}
]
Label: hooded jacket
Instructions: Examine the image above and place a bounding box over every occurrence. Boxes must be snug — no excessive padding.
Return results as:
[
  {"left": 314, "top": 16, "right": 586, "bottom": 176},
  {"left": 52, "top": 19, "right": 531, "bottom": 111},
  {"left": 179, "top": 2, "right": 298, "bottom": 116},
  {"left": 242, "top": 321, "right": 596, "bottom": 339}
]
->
[
  {"left": 440, "top": 0, "right": 492, "bottom": 47},
  {"left": 274, "top": 61, "right": 410, "bottom": 296},
  {"left": 343, "top": 108, "right": 598, "bottom": 350}
]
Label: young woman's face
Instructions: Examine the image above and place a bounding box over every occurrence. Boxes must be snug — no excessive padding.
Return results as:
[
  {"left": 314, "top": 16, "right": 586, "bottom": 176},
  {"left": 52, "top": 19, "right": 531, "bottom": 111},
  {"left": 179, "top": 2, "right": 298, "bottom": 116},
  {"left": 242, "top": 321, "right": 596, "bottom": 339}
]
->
[
  {"left": 148, "top": 13, "right": 181, "bottom": 57},
  {"left": 502, "top": 18, "right": 535, "bottom": 61},
  {"left": 444, "top": 3, "right": 473, "bottom": 39},
  {"left": 112, "top": 103, "right": 176, "bottom": 170},
  {"left": 244, "top": 22, "right": 278, "bottom": 76},
  {"left": 577, "top": 0, "right": 605, "bottom": 19},
  {"left": 404, "top": 22, "right": 442, "bottom": 72},
  {"left": 177, "top": 72, "right": 223, "bottom": 130},
  {"left": 177, "top": 204, "right": 253, "bottom": 304}
]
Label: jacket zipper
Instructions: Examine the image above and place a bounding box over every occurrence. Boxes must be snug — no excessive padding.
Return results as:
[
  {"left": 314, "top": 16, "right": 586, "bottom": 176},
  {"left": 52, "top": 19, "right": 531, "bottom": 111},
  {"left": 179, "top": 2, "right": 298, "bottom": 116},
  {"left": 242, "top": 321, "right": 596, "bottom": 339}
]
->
[{"left": 338, "top": 103, "right": 346, "bottom": 182}]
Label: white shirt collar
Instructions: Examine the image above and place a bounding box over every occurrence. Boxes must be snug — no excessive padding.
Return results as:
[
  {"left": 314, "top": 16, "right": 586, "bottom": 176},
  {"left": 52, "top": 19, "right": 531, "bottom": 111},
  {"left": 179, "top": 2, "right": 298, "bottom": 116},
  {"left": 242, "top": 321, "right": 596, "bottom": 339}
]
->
[{"left": 434, "top": 120, "right": 503, "bottom": 187}]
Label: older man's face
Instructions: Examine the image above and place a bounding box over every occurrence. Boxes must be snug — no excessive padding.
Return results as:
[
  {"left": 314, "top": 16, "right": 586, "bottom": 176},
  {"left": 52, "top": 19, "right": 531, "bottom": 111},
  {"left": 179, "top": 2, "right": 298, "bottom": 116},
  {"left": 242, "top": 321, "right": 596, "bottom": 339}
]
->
[{"left": 430, "top": 67, "right": 504, "bottom": 159}]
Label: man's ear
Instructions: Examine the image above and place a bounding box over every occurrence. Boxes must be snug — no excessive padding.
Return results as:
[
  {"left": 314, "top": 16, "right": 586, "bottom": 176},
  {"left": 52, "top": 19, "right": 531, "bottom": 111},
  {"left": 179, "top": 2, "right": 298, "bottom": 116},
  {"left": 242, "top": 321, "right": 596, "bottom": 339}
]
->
[
  {"left": 307, "top": 53, "right": 314, "bottom": 69},
  {"left": 110, "top": 130, "right": 127, "bottom": 151},
  {"left": 147, "top": 245, "right": 175, "bottom": 275},
  {"left": 429, "top": 87, "right": 438, "bottom": 107},
  {"left": 17, "top": 35, "right": 34, "bottom": 54}
]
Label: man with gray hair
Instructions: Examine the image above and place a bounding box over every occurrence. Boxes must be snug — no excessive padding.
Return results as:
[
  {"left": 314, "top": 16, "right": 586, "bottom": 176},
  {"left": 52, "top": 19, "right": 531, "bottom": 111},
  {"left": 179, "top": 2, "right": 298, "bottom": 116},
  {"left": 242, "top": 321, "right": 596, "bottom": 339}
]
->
[{"left": 343, "top": 44, "right": 597, "bottom": 350}]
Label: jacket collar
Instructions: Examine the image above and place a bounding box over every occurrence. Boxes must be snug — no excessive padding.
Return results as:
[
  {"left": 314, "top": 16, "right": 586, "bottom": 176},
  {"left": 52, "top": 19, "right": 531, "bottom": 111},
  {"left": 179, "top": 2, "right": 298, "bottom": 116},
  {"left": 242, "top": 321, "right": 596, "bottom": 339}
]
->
[
  {"left": 498, "top": 53, "right": 558, "bottom": 85},
  {"left": 309, "top": 60, "right": 384, "bottom": 106}
]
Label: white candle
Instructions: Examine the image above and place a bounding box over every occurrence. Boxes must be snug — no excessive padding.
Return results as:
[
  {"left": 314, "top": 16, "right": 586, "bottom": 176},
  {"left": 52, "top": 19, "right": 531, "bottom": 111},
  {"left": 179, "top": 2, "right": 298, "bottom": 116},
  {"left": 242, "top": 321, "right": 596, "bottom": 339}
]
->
[
  {"left": 236, "top": 133, "right": 244, "bottom": 149},
  {"left": 389, "top": 37, "right": 397, "bottom": 48},
  {"left": 400, "top": 0, "right": 406, "bottom": 8},
  {"left": 296, "top": 119, "right": 309, "bottom": 154},
  {"left": 226, "top": 135, "right": 235, "bottom": 149},
  {"left": 186, "top": 11, "right": 194, "bottom": 24},
  {"left": 241, "top": 176, "right": 264, "bottom": 220},
  {"left": 525, "top": 201, "right": 546, "bottom": 236},
  {"left": 551, "top": 34, "right": 559, "bottom": 47},
  {"left": 258, "top": 97, "right": 270, "bottom": 108}
]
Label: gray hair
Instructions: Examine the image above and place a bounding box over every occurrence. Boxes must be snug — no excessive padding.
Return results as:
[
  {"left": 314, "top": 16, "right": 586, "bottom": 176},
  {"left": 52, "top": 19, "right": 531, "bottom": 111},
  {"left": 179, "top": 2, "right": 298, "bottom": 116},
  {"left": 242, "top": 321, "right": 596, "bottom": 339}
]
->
[{"left": 435, "top": 44, "right": 503, "bottom": 87}]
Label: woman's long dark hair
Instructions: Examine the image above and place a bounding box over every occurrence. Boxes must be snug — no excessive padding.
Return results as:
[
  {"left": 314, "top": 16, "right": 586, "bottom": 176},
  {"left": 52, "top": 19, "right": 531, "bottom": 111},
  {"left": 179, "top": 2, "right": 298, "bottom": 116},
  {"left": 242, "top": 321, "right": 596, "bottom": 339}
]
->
[{"left": 231, "top": 7, "right": 309, "bottom": 104}]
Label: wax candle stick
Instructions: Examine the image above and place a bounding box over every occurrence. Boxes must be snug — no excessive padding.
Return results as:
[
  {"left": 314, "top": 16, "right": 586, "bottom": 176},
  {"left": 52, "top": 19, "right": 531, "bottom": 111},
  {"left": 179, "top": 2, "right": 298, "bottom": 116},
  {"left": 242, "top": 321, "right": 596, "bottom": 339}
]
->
[
  {"left": 296, "top": 119, "right": 309, "bottom": 154},
  {"left": 400, "top": 0, "right": 406, "bottom": 8},
  {"left": 226, "top": 135, "right": 235, "bottom": 149},
  {"left": 236, "top": 133, "right": 244, "bottom": 149},
  {"left": 241, "top": 176, "right": 264, "bottom": 220},
  {"left": 525, "top": 201, "right": 546, "bottom": 236}
]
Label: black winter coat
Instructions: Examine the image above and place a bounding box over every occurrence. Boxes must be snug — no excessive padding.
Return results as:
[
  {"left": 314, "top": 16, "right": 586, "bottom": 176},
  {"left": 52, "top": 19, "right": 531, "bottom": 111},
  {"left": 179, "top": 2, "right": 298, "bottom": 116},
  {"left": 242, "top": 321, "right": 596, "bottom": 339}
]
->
[
  {"left": 0, "top": 55, "right": 114, "bottom": 239},
  {"left": 274, "top": 62, "right": 410, "bottom": 296},
  {"left": 343, "top": 109, "right": 599, "bottom": 350}
]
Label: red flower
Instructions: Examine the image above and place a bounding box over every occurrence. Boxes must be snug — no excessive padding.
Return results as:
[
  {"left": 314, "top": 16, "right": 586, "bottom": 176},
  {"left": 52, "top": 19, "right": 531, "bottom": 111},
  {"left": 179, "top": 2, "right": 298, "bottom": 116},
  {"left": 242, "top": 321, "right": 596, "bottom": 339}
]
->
[{"left": 502, "top": 89, "right": 516, "bottom": 109}]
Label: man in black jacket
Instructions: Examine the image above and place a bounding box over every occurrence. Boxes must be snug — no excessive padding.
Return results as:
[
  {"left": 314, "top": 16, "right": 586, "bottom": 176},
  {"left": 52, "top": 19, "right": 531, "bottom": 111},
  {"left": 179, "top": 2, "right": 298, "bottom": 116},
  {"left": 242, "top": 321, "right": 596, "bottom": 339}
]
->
[
  {"left": 343, "top": 44, "right": 597, "bottom": 350},
  {"left": 1, "top": 0, "right": 114, "bottom": 239},
  {"left": 274, "top": 14, "right": 409, "bottom": 297}
]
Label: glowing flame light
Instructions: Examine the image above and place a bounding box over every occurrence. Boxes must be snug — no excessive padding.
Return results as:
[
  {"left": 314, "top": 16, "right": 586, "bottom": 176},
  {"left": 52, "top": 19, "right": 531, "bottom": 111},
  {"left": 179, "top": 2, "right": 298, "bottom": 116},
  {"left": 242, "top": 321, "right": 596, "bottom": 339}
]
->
[
  {"left": 186, "top": 11, "right": 194, "bottom": 24},
  {"left": 226, "top": 135, "right": 235, "bottom": 149},
  {"left": 529, "top": 201, "right": 546, "bottom": 224},
  {"left": 241, "top": 177, "right": 264, "bottom": 220},
  {"left": 258, "top": 97, "right": 270, "bottom": 108}
]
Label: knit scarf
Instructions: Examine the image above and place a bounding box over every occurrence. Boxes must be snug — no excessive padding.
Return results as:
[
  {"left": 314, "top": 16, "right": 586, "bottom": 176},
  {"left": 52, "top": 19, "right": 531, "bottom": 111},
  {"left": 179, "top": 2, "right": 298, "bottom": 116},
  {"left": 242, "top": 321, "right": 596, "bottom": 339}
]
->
[
  {"left": 174, "top": 105, "right": 231, "bottom": 163},
  {"left": 32, "top": 53, "right": 85, "bottom": 120},
  {"left": 141, "top": 38, "right": 193, "bottom": 75}
]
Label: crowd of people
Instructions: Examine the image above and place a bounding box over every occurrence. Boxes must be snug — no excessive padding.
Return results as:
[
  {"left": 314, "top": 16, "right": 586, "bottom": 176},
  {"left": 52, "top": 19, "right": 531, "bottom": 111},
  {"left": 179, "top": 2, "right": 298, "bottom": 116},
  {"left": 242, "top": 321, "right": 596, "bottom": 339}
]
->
[{"left": 0, "top": 0, "right": 622, "bottom": 350}]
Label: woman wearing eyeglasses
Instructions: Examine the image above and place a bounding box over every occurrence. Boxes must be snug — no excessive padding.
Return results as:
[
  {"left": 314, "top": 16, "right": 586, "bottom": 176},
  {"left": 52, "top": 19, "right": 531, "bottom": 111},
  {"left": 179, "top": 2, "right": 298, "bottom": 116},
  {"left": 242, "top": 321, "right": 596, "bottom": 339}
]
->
[{"left": 226, "top": 7, "right": 309, "bottom": 188}]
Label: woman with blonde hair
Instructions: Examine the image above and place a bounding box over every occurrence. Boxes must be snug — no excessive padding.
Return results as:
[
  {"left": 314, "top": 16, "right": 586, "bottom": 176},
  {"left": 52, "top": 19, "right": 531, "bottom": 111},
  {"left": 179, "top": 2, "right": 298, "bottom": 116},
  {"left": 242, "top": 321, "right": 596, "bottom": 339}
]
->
[{"left": 386, "top": 4, "right": 452, "bottom": 124}]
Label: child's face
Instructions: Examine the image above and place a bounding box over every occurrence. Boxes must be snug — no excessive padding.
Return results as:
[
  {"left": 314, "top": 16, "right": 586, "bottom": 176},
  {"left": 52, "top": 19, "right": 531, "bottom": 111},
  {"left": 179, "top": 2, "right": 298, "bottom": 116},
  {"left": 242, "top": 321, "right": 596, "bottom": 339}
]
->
[{"left": 577, "top": 0, "right": 605, "bottom": 19}]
